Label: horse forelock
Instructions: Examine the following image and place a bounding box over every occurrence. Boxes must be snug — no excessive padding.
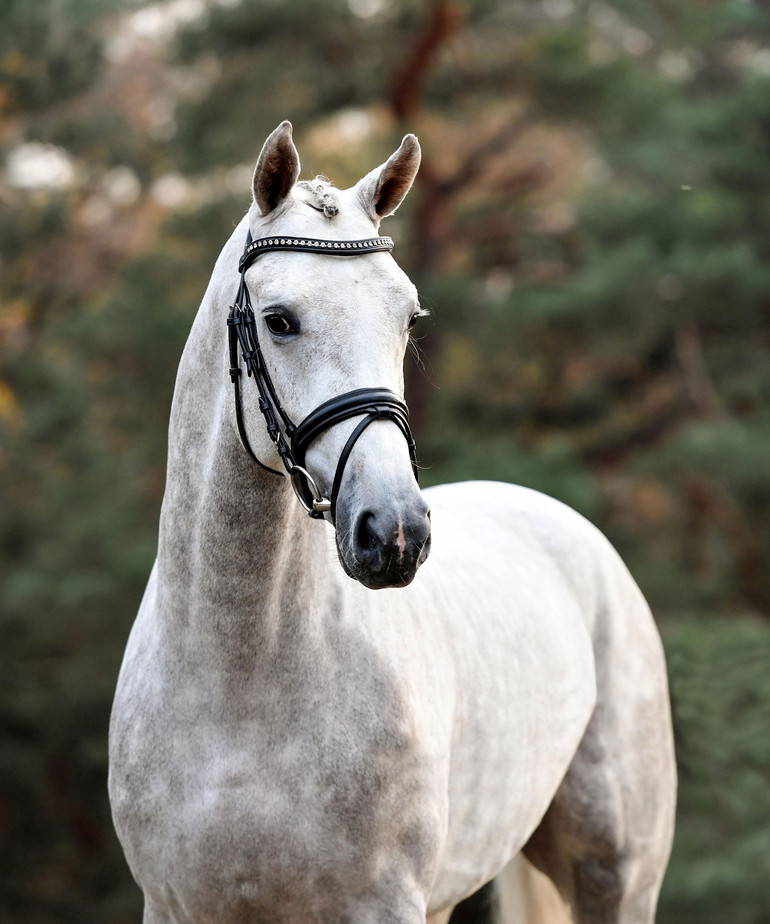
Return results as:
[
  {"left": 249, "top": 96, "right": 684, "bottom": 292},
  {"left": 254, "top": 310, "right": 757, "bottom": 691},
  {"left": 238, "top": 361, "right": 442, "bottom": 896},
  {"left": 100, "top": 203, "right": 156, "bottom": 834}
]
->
[{"left": 296, "top": 177, "right": 340, "bottom": 219}]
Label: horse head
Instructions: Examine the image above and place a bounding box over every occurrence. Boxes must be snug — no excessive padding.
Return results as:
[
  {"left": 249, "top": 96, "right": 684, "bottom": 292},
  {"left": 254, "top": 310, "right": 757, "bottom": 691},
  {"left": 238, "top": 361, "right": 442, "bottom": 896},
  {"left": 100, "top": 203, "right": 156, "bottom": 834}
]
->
[{"left": 236, "top": 121, "right": 431, "bottom": 589}]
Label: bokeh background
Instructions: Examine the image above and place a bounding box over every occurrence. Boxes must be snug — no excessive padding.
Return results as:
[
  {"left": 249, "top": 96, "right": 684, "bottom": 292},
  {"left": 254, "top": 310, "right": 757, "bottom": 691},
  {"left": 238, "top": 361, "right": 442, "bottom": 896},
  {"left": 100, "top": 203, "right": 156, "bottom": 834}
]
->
[{"left": 1, "top": 1, "right": 769, "bottom": 921}]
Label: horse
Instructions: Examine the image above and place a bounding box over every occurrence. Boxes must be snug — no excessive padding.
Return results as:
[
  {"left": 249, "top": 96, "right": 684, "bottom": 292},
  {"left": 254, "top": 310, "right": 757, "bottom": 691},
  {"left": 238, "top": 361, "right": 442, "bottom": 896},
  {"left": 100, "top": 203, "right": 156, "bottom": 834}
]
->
[{"left": 108, "top": 121, "right": 676, "bottom": 924}]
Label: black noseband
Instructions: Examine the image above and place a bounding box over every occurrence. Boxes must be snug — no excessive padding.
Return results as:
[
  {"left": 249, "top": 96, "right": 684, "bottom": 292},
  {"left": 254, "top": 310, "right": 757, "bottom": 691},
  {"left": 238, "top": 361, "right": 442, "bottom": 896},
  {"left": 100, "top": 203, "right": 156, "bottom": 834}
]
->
[
  {"left": 291, "top": 388, "right": 417, "bottom": 523},
  {"left": 228, "top": 229, "right": 419, "bottom": 522}
]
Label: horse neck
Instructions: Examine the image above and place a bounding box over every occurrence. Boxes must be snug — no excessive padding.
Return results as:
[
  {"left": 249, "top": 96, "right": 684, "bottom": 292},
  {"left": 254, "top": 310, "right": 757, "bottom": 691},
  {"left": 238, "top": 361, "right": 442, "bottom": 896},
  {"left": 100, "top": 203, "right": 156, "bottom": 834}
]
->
[{"left": 155, "top": 223, "right": 335, "bottom": 664}]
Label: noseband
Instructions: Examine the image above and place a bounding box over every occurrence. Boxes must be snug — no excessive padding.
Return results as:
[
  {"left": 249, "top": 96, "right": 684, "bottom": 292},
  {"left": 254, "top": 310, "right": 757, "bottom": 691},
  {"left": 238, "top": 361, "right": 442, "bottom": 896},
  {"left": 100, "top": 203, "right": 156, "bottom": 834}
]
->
[{"left": 228, "top": 230, "right": 419, "bottom": 522}]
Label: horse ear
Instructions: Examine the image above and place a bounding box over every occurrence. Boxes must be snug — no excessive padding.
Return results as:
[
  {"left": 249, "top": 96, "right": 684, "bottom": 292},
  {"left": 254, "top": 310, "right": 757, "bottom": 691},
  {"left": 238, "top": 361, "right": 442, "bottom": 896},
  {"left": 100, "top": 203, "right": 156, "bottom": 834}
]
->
[
  {"left": 252, "top": 121, "right": 301, "bottom": 215},
  {"left": 356, "top": 134, "right": 421, "bottom": 221}
]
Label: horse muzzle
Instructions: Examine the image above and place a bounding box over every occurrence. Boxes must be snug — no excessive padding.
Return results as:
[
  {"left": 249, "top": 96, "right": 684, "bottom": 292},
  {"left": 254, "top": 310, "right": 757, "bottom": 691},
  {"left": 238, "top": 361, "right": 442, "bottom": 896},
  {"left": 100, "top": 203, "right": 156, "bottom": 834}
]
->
[{"left": 337, "top": 498, "right": 431, "bottom": 589}]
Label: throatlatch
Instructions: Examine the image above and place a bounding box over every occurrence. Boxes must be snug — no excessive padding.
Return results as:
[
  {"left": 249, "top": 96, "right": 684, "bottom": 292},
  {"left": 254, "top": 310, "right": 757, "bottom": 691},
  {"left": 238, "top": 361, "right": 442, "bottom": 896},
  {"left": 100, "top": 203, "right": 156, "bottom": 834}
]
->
[{"left": 228, "top": 230, "right": 419, "bottom": 522}]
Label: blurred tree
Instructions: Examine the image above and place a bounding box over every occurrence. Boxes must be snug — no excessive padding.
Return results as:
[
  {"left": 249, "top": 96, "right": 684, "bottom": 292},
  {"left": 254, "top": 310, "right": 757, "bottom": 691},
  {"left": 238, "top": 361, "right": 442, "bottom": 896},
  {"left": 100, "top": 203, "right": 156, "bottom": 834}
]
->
[
  {"left": 403, "top": 0, "right": 770, "bottom": 620},
  {"left": 1, "top": 0, "right": 769, "bottom": 921}
]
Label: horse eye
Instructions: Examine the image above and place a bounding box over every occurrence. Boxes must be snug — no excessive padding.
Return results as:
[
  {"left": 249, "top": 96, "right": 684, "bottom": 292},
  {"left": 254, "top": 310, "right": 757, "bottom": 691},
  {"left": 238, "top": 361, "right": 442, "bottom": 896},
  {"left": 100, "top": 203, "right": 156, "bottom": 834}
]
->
[
  {"left": 407, "top": 313, "right": 420, "bottom": 331},
  {"left": 264, "top": 314, "right": 295, "bottom": 336}
]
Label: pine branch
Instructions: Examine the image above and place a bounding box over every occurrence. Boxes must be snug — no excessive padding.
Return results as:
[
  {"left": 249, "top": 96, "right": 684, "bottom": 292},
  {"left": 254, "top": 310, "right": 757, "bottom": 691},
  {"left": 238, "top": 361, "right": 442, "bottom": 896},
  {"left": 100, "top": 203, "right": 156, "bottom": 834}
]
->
[{"left": 675, "top": 322, "right": 725, "bottom": 419}]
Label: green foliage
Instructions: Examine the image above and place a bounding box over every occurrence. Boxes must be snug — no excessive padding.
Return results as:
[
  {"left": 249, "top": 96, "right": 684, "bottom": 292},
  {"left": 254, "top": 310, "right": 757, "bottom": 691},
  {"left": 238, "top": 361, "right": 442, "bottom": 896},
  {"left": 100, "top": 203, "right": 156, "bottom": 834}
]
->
[
  {"left": 1, "top": 0, "right": 769, "bottom": 920},
  {"left": 169, "top": 0, "right": 427, "bottom": 172},
  {"left": 0, "top": 0, "right": 115, "bottom": 112},
  {"left": 661, "top": 614, "right": 770, "bottom": 924},
  {"left": 423, "top": 427, "right": 599, "bottom": 517}
]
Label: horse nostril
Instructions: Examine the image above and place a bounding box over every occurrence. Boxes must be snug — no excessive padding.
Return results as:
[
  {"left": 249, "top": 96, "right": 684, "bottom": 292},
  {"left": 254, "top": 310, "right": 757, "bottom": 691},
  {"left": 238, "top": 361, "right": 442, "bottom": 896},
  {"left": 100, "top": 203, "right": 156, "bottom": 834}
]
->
[{"left": 355, "top": 511, "right": 379, "bottom": 556}]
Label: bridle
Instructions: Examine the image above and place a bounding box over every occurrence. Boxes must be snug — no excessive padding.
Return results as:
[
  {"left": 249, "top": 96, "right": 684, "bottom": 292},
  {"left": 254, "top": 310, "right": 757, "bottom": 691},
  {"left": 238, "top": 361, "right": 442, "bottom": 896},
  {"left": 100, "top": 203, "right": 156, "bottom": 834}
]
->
[{"left": 228, "top": 229, "right": 419, "bottom": 523}]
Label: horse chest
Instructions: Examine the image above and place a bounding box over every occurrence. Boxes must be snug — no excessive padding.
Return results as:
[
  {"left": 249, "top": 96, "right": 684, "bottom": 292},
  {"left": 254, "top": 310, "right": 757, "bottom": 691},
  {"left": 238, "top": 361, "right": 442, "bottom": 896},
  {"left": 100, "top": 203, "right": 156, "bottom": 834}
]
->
[{"left": 111, "top": 643, "right": 445, "bottom": 920}]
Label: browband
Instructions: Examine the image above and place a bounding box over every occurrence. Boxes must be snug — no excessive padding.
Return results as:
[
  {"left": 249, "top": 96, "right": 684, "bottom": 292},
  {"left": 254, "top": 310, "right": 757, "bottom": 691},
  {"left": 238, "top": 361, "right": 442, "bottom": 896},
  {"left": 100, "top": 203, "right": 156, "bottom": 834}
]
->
[{"left": 239, "top": 235, "right": 394, "bottom": 272}]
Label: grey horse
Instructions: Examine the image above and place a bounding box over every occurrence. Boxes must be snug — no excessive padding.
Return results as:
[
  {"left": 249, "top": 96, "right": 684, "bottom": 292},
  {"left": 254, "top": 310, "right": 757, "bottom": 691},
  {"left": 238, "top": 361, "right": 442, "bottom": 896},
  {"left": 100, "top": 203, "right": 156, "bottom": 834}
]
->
[{"left": 109, "top": 122, "right": 676, "bottom": 923}]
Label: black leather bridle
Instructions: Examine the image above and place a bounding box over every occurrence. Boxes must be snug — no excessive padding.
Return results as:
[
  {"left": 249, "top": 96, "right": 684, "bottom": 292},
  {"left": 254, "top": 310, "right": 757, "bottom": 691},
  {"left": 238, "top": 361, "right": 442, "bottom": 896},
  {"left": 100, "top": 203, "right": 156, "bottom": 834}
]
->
[{"left": 228, "top": 230, "right": 419, "bottom": 522}]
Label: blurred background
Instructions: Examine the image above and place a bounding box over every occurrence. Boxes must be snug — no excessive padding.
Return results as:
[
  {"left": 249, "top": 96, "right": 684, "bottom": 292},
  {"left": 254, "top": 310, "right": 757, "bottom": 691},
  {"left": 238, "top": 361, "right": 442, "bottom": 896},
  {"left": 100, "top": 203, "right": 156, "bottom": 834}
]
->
[{"left": 1, "top": 0, "right": 769, "bottom": 921}]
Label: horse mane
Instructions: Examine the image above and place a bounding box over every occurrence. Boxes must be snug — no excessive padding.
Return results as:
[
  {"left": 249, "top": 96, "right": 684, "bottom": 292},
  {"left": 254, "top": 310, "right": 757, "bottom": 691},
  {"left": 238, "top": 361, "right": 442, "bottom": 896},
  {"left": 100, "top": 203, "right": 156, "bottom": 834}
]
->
[{"left": 297, "top": 177, "right": 339, "bottom": 219}]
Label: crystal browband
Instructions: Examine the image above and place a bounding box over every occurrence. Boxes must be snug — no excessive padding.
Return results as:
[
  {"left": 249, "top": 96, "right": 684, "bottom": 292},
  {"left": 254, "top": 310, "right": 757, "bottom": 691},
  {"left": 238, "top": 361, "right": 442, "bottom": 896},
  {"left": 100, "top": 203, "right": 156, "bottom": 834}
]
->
[{"left": 239, "top": 235, "right": 394, "bottom": 272}]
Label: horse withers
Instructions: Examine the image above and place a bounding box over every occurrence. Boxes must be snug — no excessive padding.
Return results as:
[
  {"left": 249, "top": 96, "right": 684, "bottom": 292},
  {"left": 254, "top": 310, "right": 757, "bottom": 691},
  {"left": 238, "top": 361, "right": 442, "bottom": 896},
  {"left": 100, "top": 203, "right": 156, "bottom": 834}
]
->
[{"left": 109, "top": 121, "right": 676, "bottom": 924}]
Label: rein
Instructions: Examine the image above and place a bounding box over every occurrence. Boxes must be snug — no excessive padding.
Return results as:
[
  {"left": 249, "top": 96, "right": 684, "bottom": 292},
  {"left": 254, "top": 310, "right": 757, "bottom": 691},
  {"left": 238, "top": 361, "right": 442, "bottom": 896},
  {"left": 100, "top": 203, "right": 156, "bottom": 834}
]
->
[{"left": 228, "top": 230, "right": 419, "bottom": 522}]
